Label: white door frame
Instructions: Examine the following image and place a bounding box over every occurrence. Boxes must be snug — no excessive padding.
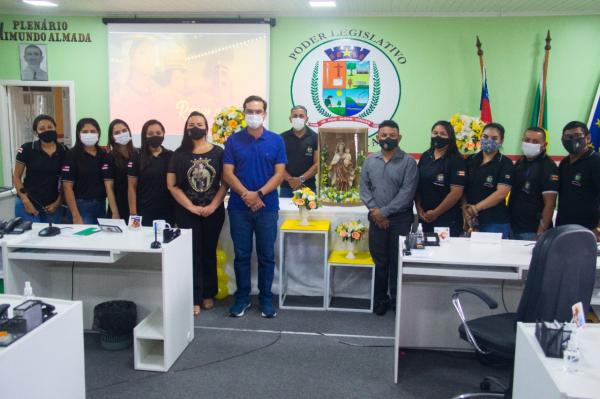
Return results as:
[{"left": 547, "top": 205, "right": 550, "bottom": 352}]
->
[{"left": 0, "top": 80, "right": 76, "bottom": 186}]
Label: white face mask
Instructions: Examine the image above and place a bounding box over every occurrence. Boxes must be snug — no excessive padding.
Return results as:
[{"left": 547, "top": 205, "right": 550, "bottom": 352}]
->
[
  {"left": 245, "top": 114, "right": 263, "bottom": 129},
  {"left": 80, "top": 132, "right": 99, "bottom": 146},
  {"left": 522, "top": 142, "right": 542, "bottom": 158},
  {"left": 113, "top": 132, "right": 131, "bottom": 145},
  {"left": 291, "top": 117, "right": 306, "bottom": 131}
]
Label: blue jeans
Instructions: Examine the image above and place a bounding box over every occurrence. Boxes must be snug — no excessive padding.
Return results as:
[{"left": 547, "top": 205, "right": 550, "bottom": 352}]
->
[
  {"left": 14, "top": 196, "right": 62, "bottom": 223},
  {"left": 228, "top": 209, "right": 279, "bottom": 305},
  {"left": 66, "top": 198, "right": 106, "bottom": 224},
  {"left": 513, "top": 232, "right": 537, "bottom": 241},
  {"left": 479, "top": 223, "right": 511, "bottom": 239}
]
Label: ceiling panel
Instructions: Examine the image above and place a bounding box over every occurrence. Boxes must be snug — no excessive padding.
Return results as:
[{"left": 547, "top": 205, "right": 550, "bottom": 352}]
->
[{"left": 0, "top": 0, "right": 599, "bottom": 17}]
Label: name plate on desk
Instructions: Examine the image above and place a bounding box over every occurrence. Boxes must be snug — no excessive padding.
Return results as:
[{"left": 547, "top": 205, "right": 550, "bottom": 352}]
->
[{"left": 470, "top": 232, "right": 502, "bottom": 245}]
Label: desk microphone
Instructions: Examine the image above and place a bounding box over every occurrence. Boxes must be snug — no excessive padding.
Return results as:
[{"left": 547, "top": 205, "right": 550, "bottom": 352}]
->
[
  {"left": 19, "top": 188, "right": 61, "bottom": 237},
  {"left": 150, "top": 222, "right": 161, "bottom": 249}
]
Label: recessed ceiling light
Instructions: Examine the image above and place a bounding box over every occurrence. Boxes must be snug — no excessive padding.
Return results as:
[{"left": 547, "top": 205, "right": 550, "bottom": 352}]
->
[
  {"left": 309, "top": 1, "right": 336, "bottom": 8},
  {"left": 22, "top": 0, "right": 58, "bottom": 7}
]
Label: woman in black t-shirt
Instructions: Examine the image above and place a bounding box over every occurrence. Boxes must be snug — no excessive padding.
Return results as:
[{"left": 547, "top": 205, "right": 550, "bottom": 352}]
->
[
  {"left": 416, "top": 121, "right": 466, "bottom": 237},
  {"left": 128, "top": 119, "right": 174, "bottom": 226},
  {"left": 167, "top": 111, "right": 228, "bottom": 316},
  {"left": 13, "top": 114, "right": 66, "bottom": 223},
  {"left": 62, "top": 117, "right": 119, "bottom": 224},
  {"left": 107, "top": 119, "right": 137, "bottom": 222}
]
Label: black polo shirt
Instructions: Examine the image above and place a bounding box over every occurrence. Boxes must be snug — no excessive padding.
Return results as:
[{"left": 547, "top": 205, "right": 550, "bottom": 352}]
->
[
  {"left": 61, "top": 148, "right": 113, "bottom": 200},
  {"left": 417, "top": 149, "right": 466, "bottom": 225},
  {"left": 109, "top": 148, "right": 139, "bottom": 217},
  {"left": 465, "top": 151, "right": 514, "bottom": 225},
  {"left": 127, "top": 148, "right": 173, "bottom": 216},
  {"left": 556, "top": 149, "right": 600, "bottom": 230},
  {"left": 16, "top": 140, "right": 66, "bottom": 208},
  {"left": 280, "top": 127, "right": 318, "bottom": 190},
  {"left": 508, "top": 153, "right": 559, "bottom": 233}
]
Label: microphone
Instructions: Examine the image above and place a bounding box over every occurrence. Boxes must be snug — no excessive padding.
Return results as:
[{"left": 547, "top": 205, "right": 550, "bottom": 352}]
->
[
  {"left": 150, "top": 221, "right": 161, "bottom": 249},
  {"left": 19, "top": 188, "right": 61, "bottom": 237}
]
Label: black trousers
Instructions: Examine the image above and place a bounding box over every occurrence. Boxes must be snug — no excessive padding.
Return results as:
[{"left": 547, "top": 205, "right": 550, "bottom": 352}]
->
[
  {"left": 175, "top": 204, "right": 225, "bottom": 304},
  {"left": 368, "top": 210, "right": 413, "bottom": 304}
]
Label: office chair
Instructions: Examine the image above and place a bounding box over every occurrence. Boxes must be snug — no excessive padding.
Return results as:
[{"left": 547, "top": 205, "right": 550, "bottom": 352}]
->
[{"left": 450, "top": 225, "right": 597, "bottom": 399}]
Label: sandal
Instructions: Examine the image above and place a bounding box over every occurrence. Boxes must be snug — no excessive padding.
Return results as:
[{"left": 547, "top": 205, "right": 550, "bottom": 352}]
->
[
  {"left": 193, "top": 305, "right": 201, "bottom": 316},
  {"left": 202, "top": 298, "right": 214, "bottom": 310}
]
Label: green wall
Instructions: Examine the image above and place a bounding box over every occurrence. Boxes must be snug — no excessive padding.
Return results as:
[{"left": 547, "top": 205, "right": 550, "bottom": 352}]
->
[
  {"left": 269, "top": 16, "right": 600, "bottom": 155},
  {"left": 1, "top": 14, "right": 599, "bottom": 185}
]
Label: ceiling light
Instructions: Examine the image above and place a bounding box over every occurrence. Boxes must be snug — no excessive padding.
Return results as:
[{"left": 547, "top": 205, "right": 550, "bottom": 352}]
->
[
  {"left": 309, "top": 1, "right": 336, "bottom": 8},
  {"left": 22, "top": 0, "right": 58, "bottom": 7}
]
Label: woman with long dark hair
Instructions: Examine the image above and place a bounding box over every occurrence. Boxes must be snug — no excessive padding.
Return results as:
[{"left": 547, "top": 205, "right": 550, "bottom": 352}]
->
[
  {"left": 128, "top": 119, "right": 174, "bottom": 226},
  {"left": 415, "top": 120, "right": 466, "bottom": 237},
  {"left": 62, "top": 117, "right": 119, "bottom": 224},
  {"left": 13, "top": 114, "right": 66, "bottom": 222},
  {"left": 107, "top": 119, "right": 137, "bottom": 222},
  {"left": 167, "top": 111, "right": 227, "bottom": 316}
]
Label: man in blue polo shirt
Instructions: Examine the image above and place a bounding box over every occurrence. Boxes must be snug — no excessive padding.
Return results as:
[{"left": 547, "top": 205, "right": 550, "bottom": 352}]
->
[{"left": 223, "top": 95, "right": 287, "bottom": 318}]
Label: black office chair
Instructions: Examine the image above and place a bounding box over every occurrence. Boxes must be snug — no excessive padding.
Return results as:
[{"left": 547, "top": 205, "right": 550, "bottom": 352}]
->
[{"left": 451, "top": 225, "right": 597, "bottom": 398}]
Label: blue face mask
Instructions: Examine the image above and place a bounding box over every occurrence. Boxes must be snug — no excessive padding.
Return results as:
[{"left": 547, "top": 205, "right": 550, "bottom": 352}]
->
[{"left": 481, "top": 138, "right": 500, "bottom": 153}]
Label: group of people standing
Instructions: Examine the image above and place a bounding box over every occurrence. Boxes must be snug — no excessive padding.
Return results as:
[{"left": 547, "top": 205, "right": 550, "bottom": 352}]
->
[
  {"left": 360, "top": 119, "right": 600, "bottom": 315},
  {"left": 13, "top": 94, "right": 599, "bottom": 318}
]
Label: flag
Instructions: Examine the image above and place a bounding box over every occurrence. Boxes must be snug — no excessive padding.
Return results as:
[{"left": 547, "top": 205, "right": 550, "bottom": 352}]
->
[
  {"left": 479, "top": 67, "right": 492, "bottom": 123},
  {"left": 529, "top": 71, "right": 548, "bottom": 130},
  {"left": 588, "top": 83, "right": 600, "bottom": 151}
]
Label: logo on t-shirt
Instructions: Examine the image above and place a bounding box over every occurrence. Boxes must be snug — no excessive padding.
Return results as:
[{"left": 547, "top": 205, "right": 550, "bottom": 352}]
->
[
  {"left": 305, "top": 145, "right": 314, "bottom": 157},
  {"left": 484, "top": 175, "right": 495, "bottom": 188},
  {"left": 187, "top": 158, "right": 216, "bottom": 193},
  {"left": 572, "top": 172, "right": 583, "bottom": 187}
]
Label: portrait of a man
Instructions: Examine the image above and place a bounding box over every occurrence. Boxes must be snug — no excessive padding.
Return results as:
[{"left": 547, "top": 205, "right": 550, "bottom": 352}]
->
[{"left": 20, "top": 44, "right": 48, "bottom": 81}]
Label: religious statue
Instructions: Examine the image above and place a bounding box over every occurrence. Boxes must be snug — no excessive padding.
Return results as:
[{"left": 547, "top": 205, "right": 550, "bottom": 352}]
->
[{"left": 329, "top": 141, "right": 355, "bottom": 191}]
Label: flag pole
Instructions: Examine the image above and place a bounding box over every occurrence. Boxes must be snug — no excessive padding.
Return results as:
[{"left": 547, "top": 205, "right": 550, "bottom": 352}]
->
[
  {"left": 476, "top": 35, "right": 484, "bottom": 75},
  {"left": 538, "top": 30, "right": 551, "bottom": 126}
]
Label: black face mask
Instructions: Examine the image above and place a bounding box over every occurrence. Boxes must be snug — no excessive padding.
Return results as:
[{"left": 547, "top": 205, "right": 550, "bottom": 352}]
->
[
  {"left": 431, "top": 136, "right": 451, "bottom": 149},
  {"left": 188, "top": 127, "right": 207, "bottom": 140},
  {"left": 379, "top": 137, "right": 399, "bottom": 151},
  {"left": 38, "top": 130, "right": 57, "bottom": 143},
  {"left": 146, "top": 135, "right": 164, "bottom": 148},
  {"left": 562, "top": 136, "right": 587, "bottom": 155}
]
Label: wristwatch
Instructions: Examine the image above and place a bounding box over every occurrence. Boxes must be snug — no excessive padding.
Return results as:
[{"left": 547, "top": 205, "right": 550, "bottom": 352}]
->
[
  {"left": 257, "top": 190, "right": 265, "bottom": 199},
  {"left": 300, "top": 175, "right": 305, "bottom": 184}
]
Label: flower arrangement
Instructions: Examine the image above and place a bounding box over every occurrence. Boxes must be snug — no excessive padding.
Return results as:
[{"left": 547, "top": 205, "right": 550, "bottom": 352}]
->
[
  {"left": 450, "top": 114, "right": 485, "bottom": 154},
  {"left": 319, "top": 186, "right": 361, "bottom": 205},
  {"left": 212, "top": 106, "right": 246, "bottom": 144},
  {"left": 335, "top": 220, "right": 367, "bottom": 243},
  {"left": 292, "top": 186, "right": 320, "bottom": 210}
]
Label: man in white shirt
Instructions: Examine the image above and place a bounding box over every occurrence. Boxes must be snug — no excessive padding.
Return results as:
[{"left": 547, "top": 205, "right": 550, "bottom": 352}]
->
[{"left": 21, "top": 44, "right": 48, "bottom": 81}]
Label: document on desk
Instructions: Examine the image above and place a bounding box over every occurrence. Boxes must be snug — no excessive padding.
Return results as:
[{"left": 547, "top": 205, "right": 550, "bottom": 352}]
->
[{"left": 406, "top": 248, "right": 433, "bottom": 259}]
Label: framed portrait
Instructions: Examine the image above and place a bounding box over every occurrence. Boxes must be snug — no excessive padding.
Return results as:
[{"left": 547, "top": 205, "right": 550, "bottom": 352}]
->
[
  {"left": 19, "top": 43, "right": 48, "bottom": 81},
  {"left": 318, "top": 127, "right": 368, "bottom": 206}
]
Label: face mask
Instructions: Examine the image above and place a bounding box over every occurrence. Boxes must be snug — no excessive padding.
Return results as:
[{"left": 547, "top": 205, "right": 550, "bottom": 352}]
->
[
  {"left": 113, "top": 132, "right": 131, "bottom": 145},
  {"left": 291, "top": 117, "right": 306, "bottom": 131},
  {"left": 38, "top": 130, "right": 57, "bottom": 143},
  {"left": 562, "top": 136, "right": 587, "bottom": 155},
  {"left": 146, "top": 135, "right": 164, "bottom": 148},
  {"left": 379, "top": 137, "right": 399, "bottom": 151},
  {"left": 245, "top": 114, "right": 263, "bottom": 129},
  {"left": 80, "top": 133, "right": 98, "bottom": 147},
  {"left": 188, "top": 127, "right": 207, "bottom": 140},
  {"left": 522, "top": 142, "right": 542, "bottom": 158},
  {"left": 481, "top": 138, "right": 500, "bottom": 153},
  {"left": 431, "top": 136, "right": 451, "bottom": 149}
]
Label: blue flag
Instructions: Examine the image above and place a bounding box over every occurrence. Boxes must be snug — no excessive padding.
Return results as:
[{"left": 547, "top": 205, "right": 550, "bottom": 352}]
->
[{"left": 589, "top": 83, "right": 600, "bottom": 151}]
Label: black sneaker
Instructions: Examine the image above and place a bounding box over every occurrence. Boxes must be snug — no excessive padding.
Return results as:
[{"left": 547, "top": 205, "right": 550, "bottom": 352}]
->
[{"left": 374, "top": 301, "right": 389, "bottom": 316}]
